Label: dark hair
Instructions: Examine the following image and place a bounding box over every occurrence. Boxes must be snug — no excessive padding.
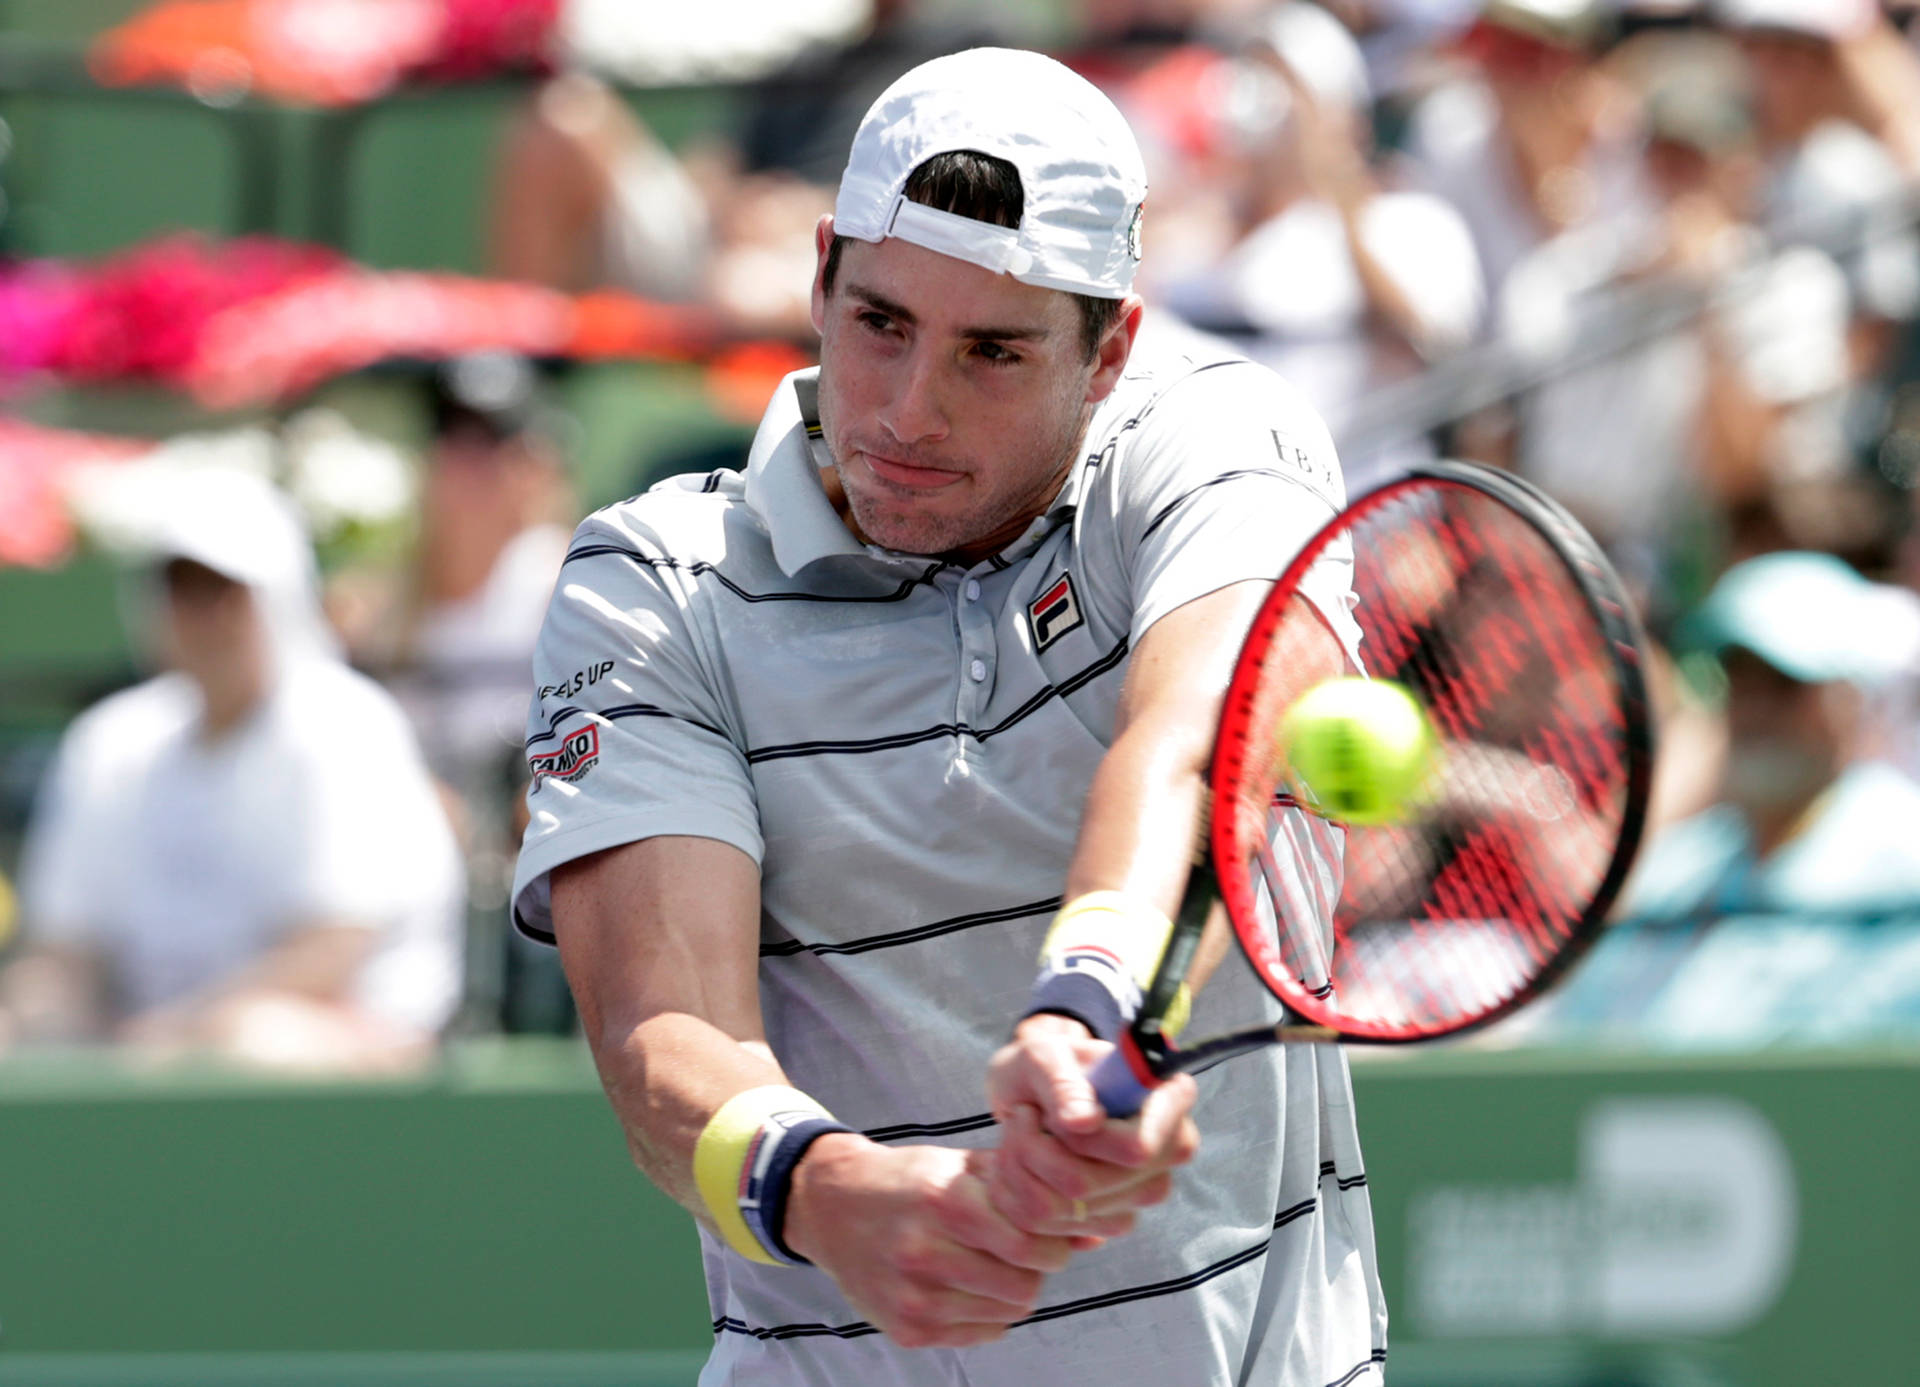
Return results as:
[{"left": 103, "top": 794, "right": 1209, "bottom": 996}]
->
[{"left": 820, "top": 149, "right": 1124, "bottom": 360}]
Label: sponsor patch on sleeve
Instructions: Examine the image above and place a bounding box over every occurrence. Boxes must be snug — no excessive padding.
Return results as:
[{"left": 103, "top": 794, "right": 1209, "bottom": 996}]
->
[{"left": 529, "top": 722, "right": 600, "bottom": 787}]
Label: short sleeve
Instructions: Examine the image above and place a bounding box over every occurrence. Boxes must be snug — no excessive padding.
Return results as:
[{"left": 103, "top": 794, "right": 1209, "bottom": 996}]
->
[
  {"left": 509, "top": 512, "right": 763, "bottom": 943},
  {"left": 1109, "top": 362, "right": 1359, "bottom": 657}
]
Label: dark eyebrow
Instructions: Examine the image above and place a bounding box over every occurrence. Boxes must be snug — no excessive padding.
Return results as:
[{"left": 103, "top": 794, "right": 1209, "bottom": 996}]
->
[{"left": 847, "top": 282, "right": 1054, "bottom": 344}]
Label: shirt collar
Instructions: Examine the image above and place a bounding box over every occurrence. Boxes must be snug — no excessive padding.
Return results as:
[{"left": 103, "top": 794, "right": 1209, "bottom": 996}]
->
[
  {"left": 744, "top": 369, "right": 870, "bottom": 576},
  {"left": 743, "top": 367, "right": 1100, "bottom": 574}
]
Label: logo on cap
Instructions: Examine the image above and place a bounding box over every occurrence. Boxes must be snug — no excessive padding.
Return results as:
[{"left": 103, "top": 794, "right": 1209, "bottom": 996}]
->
[{"left": 1127, "top": 202, "right": 1146, "bottom": 261}]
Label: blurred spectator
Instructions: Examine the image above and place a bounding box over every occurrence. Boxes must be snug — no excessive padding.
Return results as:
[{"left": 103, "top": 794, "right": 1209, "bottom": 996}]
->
[
  {"left": 1715, "top": 0, "right": 1920, "bottom": 551},
  {"left": 486, "top": 0, "right": 1009, "bottom": 335},
  {"left": 333, "top": 355, "right": 576, "bottom": 1031},
  {"left": 1149, "top": 2, "right": 1484, "bottom": 485},
  {"left": 1624, "top": 551, "right": 1920, "bottom": 917},
  {"left": 1521, "top": 549, "right": 1920, "bottom": 1048},
  {"left": 343, "top": 355, "right": 573, "bottom": 798},
  {"left": 1496, "top": 27, "right": 1859, "bottom": 582},
  {"left": 0, "top": 468, "right": 464, "bottom": 1070},
  {"left": 1398, "top": 0, "right": 1650, "bottom": 306}
]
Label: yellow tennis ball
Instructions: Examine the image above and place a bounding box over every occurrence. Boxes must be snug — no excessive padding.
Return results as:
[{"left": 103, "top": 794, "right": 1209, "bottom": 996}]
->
[{"left": 1280, "top": 677, "right": 1436, "bottom": 825}]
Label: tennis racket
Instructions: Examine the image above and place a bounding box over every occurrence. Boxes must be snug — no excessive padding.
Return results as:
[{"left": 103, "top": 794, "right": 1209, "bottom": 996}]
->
[{"left": 1089, "top": 460, "right": 1655, "bottom": 1116}]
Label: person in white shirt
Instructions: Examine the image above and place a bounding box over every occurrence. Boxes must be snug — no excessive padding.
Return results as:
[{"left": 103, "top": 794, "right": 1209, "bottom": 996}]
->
[
  {"left": 515, "top": 47, "right": 1384, "bottom": 1385},
  {"left": 1, "top": 468, "right": 464, "bottom": 1071}
]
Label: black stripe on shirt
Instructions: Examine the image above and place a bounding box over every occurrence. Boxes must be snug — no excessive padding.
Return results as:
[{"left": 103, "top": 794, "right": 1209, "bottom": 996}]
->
[
  {"left": 745, "top": 636, "right": 1128, "bottom": 765},
  {"left": 524, "top": 701, "right": 728, "bottom": 750},
  {"left": 1138, "top": 467, "right": 1299, "bottom": 544},
  {"left": 1318, "top": 1159, "right": 1370, "bottom": 1191},
  {"left": 762, "top": 897, "right": 1059, "bottom": 960},
  {"left": 1326, "top": 1350, "right": 1389, "bottom": 1387},
  {"left": 564, "top": 543, "right": 950, "bottom": 605},
  {"left": 712, "top": 1189, "right": 1336, "bottom": 1343}
]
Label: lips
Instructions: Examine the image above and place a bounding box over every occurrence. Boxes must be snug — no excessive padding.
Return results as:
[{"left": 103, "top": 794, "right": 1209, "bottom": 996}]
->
[{"left": 861, "top": 450, "right": 965, "bottom": 491}]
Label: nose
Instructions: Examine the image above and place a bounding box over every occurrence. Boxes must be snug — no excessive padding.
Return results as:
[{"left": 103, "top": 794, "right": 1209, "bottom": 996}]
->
[{"left": 876, "top": 348, "right": 950, "bottom": 447}]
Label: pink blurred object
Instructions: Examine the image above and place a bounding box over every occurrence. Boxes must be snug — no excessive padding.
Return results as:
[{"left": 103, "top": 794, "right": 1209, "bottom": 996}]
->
[
  {"left": 249, "top": 0, "right": 445, "bottom": 104},
  {"left": 415, "top": 0, "right": 559, "bottom": 84},
  {"left": 91, "top": 0, "right": 556, "bottom": 106},
  {"left": 0, "top": 418, "right": 154, "bottom": 568},
  {"left": 4, "top": 233, "right": 753, "bottom": 409},
  {"left": 45, "top": 235, "right": 343, "bottom": 384},
  {"left": 0, "top": 263, "right": 87, "bottom": 381},
  {"left": 186, "top": 270, "right": 574, "bottom": 407}
]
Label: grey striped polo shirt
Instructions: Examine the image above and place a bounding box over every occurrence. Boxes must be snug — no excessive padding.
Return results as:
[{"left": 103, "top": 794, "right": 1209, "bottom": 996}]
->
[{"left": 511, "top": 324, "right": 1387, "bottom": 1386}]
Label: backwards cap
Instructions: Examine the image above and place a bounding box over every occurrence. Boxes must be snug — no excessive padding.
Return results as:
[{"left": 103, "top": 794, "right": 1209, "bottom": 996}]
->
[{"left": 833, "top": 48, "right": 1149, "bottom": 299}]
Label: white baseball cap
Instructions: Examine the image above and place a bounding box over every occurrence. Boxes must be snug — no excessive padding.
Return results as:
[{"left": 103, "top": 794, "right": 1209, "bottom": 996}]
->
[
  {"left": 1712, "top": 0, "right": 1878, "bottom": 40},
  {"left": 832, "top": 48, "right": 1150, "bottom": 299}
]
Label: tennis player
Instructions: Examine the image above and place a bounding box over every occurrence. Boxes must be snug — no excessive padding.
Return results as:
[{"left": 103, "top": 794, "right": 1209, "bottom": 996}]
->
[{"left": 511, "top": 48, "right": 1386, "bottom": 1384}]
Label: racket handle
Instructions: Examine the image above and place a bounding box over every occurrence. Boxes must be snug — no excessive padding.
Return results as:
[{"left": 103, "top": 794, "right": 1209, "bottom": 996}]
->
[{"left": 1088, "top": 1036, "right": 1160, "bottom": 1119}]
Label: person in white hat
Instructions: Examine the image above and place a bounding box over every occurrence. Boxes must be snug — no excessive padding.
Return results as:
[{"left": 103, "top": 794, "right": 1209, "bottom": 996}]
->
[
  {"left": 1622, "top": 550, "right": 1920, "bottom": 919},
  {"left": 513, "top": 46, "right": 1384, "bottom": 1385},
  {"left": 1529, "top": 550, "right": 1920, "bottom": 1047},
  {"left": 2, "top": 467, "right": 465, "bottom": 1072}
]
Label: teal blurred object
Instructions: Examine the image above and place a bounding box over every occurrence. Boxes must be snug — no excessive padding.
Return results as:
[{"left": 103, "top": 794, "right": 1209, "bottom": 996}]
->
[{"left": 1680, "top": 551, "right": 1920, "bottom": 688}]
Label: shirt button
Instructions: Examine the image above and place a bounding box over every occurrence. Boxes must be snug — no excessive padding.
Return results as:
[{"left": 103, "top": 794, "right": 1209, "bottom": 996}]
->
[
  {"left": 969, "top": 659, "right": 987, "bottom": 682},
  {"left": 965, "top": 580, "right": 981, "bottom": 602}
]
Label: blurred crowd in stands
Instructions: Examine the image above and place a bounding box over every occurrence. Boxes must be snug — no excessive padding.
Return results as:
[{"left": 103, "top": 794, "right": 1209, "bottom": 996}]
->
[{"left": 4, "top": 0, "right": 1920, "bottom": 1069}]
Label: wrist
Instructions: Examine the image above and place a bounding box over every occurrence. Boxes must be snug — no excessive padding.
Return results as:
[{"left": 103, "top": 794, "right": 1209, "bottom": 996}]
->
[
  {"left": 691, "top": 1085, "right": 852, "bottom": 1266},
  {"left": 1024, "top": 891, "right": 1173, "bottom": 1040},
  {"left": 779, "top": 1130, "right": 869, "bottom": 1265}
]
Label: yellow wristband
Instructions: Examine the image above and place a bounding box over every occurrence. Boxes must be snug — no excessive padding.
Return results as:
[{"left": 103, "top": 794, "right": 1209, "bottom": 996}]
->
[
  {"left": 692, "top": 1085, "right": 834, "bottom": 1266},
  {"left": 1040, "top": 890, "right": 1176, "bottom": 991}
]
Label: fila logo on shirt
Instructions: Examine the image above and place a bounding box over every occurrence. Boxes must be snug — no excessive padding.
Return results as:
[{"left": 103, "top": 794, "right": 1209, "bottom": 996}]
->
[
  {"left": 529, "top": 724, "right": 600, "bottom": 787},
  {"left": 1027, "top": 573, "right": 1084, "bottom": 653}
]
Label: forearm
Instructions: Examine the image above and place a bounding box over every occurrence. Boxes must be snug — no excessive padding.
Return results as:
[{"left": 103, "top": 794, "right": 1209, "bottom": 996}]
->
[
  {"left": 218, "top": 923, "right": 374, "bottom": 1006},
  {"left": 1063, "top": 708, "right": 1211, "bottom": 915},
  {"left": 588, "top": 1006, "right": 790, "bottom": 1218},
  {"left": 553, "top": 836, "right": 798, "bottom": 1232}
]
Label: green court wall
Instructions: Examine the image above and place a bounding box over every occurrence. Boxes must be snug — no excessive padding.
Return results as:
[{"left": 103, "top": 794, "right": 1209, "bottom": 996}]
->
[{"left": 0, "top": 1043, "right": 1911, "bottom": 1386}]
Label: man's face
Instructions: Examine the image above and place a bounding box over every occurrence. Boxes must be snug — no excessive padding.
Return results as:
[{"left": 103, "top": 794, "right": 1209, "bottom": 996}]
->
[
  {"left": 810, "top": 225, "right": 1130, "bottom": 563},
  {"left": 1719, "top": 648, "right": 1851, "bottom": 815},
  {"left": 160, "top": 558, "right": 269, "bottom": 700}
]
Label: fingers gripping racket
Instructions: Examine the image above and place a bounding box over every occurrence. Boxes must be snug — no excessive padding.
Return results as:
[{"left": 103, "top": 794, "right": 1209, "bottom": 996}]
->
[{"left": 1088, "top": 461, "right": 1655, "bottom": 1116}]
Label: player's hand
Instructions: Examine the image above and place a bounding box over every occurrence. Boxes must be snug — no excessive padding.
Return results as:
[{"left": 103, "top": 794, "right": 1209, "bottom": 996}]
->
[
  {"left": 984, "top": 1014, "right": 1199, "bottom": 1238},
  {"left": 781, "top": 1133, "right": 1104, "bottom": 1349}
]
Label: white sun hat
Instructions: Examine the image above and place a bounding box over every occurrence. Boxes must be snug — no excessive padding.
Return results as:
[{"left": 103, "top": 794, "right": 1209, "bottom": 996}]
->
[{"left": 832, "top": 47, "right": 1150, "bottom": 299}]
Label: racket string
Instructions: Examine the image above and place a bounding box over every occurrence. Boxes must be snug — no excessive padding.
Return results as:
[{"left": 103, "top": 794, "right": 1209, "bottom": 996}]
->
[{"left": 1219, "top": 478, "right": 1641, "bottom": 1039}]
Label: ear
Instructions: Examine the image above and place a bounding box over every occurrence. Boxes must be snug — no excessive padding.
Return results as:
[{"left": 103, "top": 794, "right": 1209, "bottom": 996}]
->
[
  {"left": 1085, "top": 296, "right": 1145, "bottom": 406},
  {"left": 809, "top": 215, "right": 836, "bottom": 337}
]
